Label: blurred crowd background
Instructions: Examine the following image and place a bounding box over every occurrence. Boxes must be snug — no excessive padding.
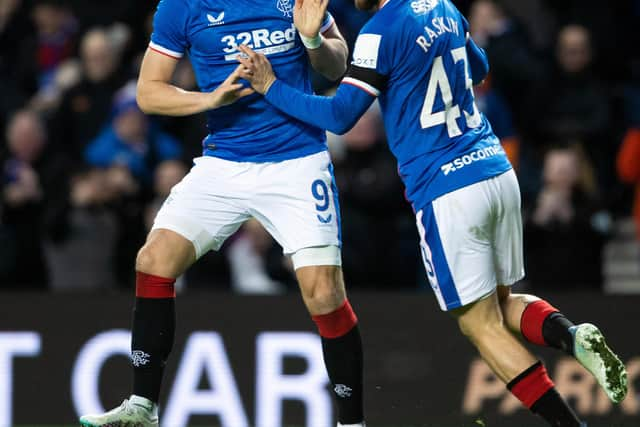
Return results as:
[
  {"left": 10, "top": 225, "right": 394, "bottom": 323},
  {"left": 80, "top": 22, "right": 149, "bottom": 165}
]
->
[{"left": 1, "top": 0, "right": 639, "bottom": 294}]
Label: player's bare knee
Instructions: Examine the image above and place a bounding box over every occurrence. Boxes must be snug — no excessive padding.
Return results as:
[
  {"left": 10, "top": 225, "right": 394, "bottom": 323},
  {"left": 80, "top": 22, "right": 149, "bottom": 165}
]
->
[
  {"left": 298, "top": 266, "right": 345, "bottom": 313},
  {"left": 135, "top": 244, "right": 159, "bottom": 274},
  {"left": 136, "top": 230, "right": 170, "bottom": 273},
  {"left": 136, "top": 229, "right": 196, "bottom": 277},
  {"left": 518, "top": 294, "right": 541, "bottom": 306},
  {"left": 306, "top": 274, "right": 342, "bottom": 307},
  {"left": 503, "top": 293, "right": 540, "bottom": 310}
]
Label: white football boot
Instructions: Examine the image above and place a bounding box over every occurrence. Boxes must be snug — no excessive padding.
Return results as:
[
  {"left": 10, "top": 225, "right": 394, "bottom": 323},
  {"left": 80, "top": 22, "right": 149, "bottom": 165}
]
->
[
  {"left": 571, "top": 323, "right": 628, "bottom": 403},
  {"left": 79, "top": 396, "right": 159, "bottom": 427}
]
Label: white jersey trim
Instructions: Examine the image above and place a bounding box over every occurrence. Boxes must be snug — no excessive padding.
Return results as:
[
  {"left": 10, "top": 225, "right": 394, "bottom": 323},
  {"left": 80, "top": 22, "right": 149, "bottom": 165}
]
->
[
  {"left": 149, "top": 41, "right": 184, "bottom": 59},
  {"left": 342, "top": 77, "right": 381, "bottom": 97},
  {"left": 320, "top": 14, "right": 335, "bottom": 34}
]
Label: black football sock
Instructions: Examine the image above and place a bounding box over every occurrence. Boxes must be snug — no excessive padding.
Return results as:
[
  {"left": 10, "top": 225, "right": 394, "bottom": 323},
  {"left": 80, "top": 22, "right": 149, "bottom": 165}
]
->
[
  {"left": 321, "top": 326, "right": 364, "bottom": 424},
  {"left": 131, "top": 272, "right": 176, "bottom": 403},
  {"left": 542, "top": 312, "right": 576, "bottom": 356},
  {"left": 531, "top": 388, "right": 583, "bottom": 427},
  {"left": 508, "top": 361, "right": 582, "bottom": 427},
  {"left": 312, "top": 300, "right": 364, "bottom": 424}
]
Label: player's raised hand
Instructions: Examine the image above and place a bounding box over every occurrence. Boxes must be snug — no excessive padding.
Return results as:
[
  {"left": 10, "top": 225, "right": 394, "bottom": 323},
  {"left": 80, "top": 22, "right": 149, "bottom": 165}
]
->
[
  {"left": 293, "top": 0, "right": 329, "bottom": 39},
  {"left": 237, "top": 45, "right": 277, "bottom": 95},
  {"left": 207, "top": 64, "right": 255, "bottom": 109}
]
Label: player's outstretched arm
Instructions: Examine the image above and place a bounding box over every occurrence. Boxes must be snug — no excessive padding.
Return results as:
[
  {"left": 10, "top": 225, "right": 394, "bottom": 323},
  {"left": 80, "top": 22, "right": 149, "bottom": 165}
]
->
[
  {"left": 466, "top": 33, "right": 490, "bottom": 85},
  {"left": 294, "top": 0, "right": 348, "bottom": 81},
  {"left": 238, "top": 45, "right": 373, "bottom": 135},
  {"left": 136, "top": 49, "right": 254, "bottom": 116}
]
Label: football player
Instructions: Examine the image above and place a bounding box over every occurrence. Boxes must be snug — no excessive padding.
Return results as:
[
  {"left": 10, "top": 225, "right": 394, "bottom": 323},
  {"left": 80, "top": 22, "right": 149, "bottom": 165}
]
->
[
  {"left": 237, "top": 0, "right": 628, "bottom": 426},
  {"left": 80, "top": 1, "right": 366, "bottom": 426}
]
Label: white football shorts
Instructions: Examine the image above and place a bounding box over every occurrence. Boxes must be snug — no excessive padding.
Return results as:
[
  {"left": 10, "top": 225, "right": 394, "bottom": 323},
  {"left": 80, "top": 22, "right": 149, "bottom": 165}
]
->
[
  {"left": 416, "top": 169, "right": 525, "bottom": 311},
  {"left": 152, "top": 151, "right": 342, "bottom": 268}
]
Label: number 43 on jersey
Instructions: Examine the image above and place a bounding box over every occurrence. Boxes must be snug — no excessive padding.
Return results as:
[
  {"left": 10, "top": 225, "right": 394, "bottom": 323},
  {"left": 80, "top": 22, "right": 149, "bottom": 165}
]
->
[{"left": 420, "top": 46, "right": 482, "bottom": 138}]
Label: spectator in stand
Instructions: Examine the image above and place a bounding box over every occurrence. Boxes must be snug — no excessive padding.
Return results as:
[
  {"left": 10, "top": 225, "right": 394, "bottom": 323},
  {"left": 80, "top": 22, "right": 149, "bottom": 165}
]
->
[
  {"left": 468, "top": 0, "right": 545, "bottom": 123},
  {"left": 144, "top": 160, "right": 187, "bottom": 232},
  {"left": 528, "top": 25, "right": 613, "bottom": 190},
  {"left": 544, "top": 25, "right": 609, "bottom": 138},
  {"left": 0, "top": 109, "right": 68, "bottom": 288},
  {"left": 51, "top": 27, "right": 129, "bottom": 161},
  {"left": 84, "top": 82, "right": 182, "bottom": 286},
  {"left": 15, "top": 0, "right": 77, "bottom": 98},
  {"left": 65, "top": 0, "right": 154, "bottom": 54},
  {"left": 524, "top": 145, "right": 610, "bottom": 290},
  {"left": 226, "top": 219, "right": 288, "bottom": 295},
  {"left": 542, "top": 0, "right": 627, "bottom": 83},
  {"left": 45, "top": 168, "right": 118, "bottom": 290},
  {"left": 85, "top": 81, "right": 182, "bottom": 183}
]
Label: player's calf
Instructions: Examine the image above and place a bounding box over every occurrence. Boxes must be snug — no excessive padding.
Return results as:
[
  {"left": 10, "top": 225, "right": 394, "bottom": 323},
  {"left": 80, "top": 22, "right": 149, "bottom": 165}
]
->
[
  {"left": 297, "top": 263, "right": 365, "bottom": 426},
  {"left": 512, "top": 297, "right": 628, "bottom": 403},
  {"left": 455, "top": 294, "right": 585, "bottom": 427}
]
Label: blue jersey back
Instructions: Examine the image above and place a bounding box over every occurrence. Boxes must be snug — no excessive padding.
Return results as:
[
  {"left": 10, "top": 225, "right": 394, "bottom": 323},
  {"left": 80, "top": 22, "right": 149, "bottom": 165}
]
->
[
  {"left": 344, "top": 0, "right": 512, "bottom": 210},
  {"left": 150, "top": 0, "right": 332, "bottom": 162}
]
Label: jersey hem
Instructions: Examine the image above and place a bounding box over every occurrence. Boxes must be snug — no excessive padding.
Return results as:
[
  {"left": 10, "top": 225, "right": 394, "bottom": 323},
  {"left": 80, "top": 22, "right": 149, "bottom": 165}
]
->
[
  {"left": 203, "top": 145, "right": 327, "bottom": 163},
  {"left": 412, "top": 165, "right": 513, "bottom": 213}
]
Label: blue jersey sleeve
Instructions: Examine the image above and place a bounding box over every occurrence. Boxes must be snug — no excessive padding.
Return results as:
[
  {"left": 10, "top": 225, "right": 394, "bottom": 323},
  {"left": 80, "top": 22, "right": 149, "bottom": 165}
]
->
[
  {"left": 466, "top": 36, "right": 489, "bottom": 85},
  {"left": 456, "top": 5, "right": 488, "bottom": 84},
  {"left": 265, "top": 79, "right": 375, "bottom": 135},
  {"left": 149, "top": 0, "right": 190, "bottom": 59}
]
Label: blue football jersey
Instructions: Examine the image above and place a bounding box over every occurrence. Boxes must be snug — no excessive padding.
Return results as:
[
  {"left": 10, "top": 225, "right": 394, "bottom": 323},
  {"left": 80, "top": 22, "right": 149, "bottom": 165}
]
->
[
  {"left": 343, "top": 0, "right": 512, "bottom": 210},
  {"left": 150, "top": 0, "right": 335, "bottom": 162}
]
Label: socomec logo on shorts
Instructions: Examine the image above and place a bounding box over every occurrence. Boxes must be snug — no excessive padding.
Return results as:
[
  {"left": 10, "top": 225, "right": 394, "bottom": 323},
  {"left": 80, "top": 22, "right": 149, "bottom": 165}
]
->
[
  {"left": 440, "top": 144, "right": 504, "bottom": 176},
  {"left": 222, "top": 24, "right": 297, "bottom": 61}
]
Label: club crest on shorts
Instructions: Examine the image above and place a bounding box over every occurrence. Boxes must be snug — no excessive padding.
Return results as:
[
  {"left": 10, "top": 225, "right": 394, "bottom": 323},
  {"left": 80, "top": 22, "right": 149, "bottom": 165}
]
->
[{"left": 277, "top": 0, "right": 293, "bottom": 17}]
